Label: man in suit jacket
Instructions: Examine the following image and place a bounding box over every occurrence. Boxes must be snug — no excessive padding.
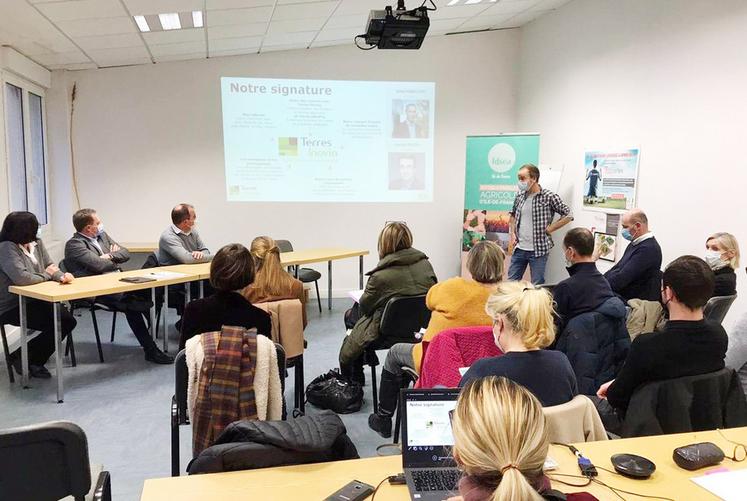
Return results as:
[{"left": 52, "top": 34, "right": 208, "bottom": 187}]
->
[
  {"left": 392, "top": 103, "right": 426, "bottom": 139},
  {"left": 64, "top": 209, "right": 173, "bottom": 364},
  {"left": 604, "top": 209, "right": 663, "bottom": 302}
]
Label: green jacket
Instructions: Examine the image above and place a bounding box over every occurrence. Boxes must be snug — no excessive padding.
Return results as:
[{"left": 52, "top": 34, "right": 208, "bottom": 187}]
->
[{"left": 339, "top": 247, "right": 437, "bottom": 367}]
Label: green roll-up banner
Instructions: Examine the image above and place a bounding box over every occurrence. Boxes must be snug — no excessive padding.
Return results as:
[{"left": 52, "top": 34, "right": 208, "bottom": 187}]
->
[{"left": 462, "top": 134, "right": 540, "bottom": 274}]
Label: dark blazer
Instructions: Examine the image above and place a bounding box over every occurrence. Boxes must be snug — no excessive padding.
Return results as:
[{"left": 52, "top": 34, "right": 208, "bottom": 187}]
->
[
  {"left": 179, "top": 291, "right": 271, "bottom": 350},
  {"left": 64, "top": 232, "right": 130, "bottom": 277},
  {"left": 713, "top": 267, "right": 737, "bottom": 297},
  {"left": 392, "top": 120, "right": 426, "bottom": 139},
  {"left": 604, "top": 236, "right": 662, "bottom": 301},
  {"left": 553, "top": 262, "right": 615, "bottom": 332}
]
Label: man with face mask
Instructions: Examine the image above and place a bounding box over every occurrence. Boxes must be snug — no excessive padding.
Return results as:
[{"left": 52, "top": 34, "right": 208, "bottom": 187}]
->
[
  {"left": 508, "top": 164, "right": 572, "bottom": 284},
  {"left": 552, "top": 228, "right": 616, "bottom": 331},
  {"left": 595, "top": 256, "right": 727, "bottom": 430},
  {"left": 64, "top": 208, "right": 173, "bottom": 363},
  {"left": 603, "top": 209, "right": 663, "bottom": 302}
]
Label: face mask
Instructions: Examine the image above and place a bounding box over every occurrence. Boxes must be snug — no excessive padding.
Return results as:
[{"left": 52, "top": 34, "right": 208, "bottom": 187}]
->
[
  {"left": 35, "top": 228, "right": 42, "bottom": 240},
  {"left": 96, "top": 223, "right": 104, "bottom": 236},
  {"left": 518, "top": 181, "right": 529, "bottom": 192},
  {"left": 564, "top": 255, "right": 574, "bottom": 269},
  {"left": 705, "top": 250, "right": 726, "bottom": 270},
  {"left": 621, "top": 228, "right": 633, "bottom": 241}
]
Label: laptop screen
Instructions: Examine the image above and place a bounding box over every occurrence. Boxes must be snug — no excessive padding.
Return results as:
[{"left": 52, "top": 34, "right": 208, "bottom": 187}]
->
[{"left": 401, "top": 388, "right": 460, "bottom": 468}]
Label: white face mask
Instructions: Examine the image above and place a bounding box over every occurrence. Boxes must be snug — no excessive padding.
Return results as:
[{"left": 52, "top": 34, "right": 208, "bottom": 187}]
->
[
  {"left": 705, "top": 250, "right": 727, "bottom": 270},
  {"left": 96, "top": 223, "right": 104, "bottom": 236},
  {"left": 564, "top": 249, "right": 574, "bottom": 268}
]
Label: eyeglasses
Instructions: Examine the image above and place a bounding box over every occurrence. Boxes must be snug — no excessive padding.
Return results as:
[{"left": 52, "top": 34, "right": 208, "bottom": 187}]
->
[{"left": 718, "top": 429, "right": 747, "bottom": 462}]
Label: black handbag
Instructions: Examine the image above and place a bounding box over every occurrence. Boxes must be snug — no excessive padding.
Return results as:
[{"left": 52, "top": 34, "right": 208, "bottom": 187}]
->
[{"left": 305, "top": 370, "right": 363, "bottom": 414}]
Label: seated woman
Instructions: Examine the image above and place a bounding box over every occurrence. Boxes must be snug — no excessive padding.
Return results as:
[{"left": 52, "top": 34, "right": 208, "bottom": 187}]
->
[
  {"left": 242, "top": 236, "right": 307, "bottom": 327},
  {"left": 450, "top": 376, "right": 597, "bottom": 501},
  {"left": 338, "top": 222, "right": 437, "bottom": 383},
  {"left": 459, "top": 281, "right": 578, "bottom": 407},
  {"left": 179, "top": 243, "right": 271, "bottom": 350},
  {"left": 0, "top": 211, "right": 76, "bottom": 378},
  {"left": 368, "top": 240, "right": 504, "bottom": 437},
  {"left": 705, "top": 232, "right": 739, "bottom": 297}
]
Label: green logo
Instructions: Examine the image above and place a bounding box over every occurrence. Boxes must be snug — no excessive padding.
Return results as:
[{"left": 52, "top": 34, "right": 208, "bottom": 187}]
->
[{"left": 278, "top": 137, "right": 298, "bottom": 156}]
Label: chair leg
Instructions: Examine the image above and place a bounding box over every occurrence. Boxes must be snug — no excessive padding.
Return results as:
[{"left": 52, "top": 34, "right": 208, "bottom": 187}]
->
[
  {"left": 66, "top": 331, "right": 77, "bottom": 367},
  {"left": 314, "top": 280, "right": 322, "bottom": 313},
  {"left": 295, "top": 355, "right": 305, "bottom": 414},
  {"left": 1, "top": 327, "right": 15, "bottom": 384},
  {"left": 110, "top": 311, "right": 117, "bottom": 343},
  {"left": 89, "top": 308, "right": 105, "bottom": 364},
  {"left": 171, "top": 395, "right": 180, "bottom": 477},
  {"left": 371, "top": 364, "right": 379, "bottom": 414},
  {"left": 394, "top": 397, "right": 402, "bottom": 443}
]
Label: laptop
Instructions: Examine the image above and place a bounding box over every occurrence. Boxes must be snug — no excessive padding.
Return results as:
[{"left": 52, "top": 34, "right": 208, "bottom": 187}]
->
[{"left": 400, "top": 388, "right": 461, "bottom": 501}]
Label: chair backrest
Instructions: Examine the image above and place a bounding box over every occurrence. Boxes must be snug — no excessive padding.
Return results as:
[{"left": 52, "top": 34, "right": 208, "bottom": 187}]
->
[
  {"left": 377, "top": 295, "right": 431, "bottom": 347},
  {"left": 175, "top": 340, "right": 287, "bottom": 426},
  {"left": 621, "top": 367, "right": 747, "bottom": 438},
  {"left": 543, "top": 395, "right": 608, "bottom": 443},
  {"left": 59, "top": 258, "right": 69, "bottom": 273},
  {"left": 704, "top": 295, "right": 738, "bottom": 324},
  {"left": 0, "top": 421, "right": 92, "bottom": 501},
  {"left": 142, "top": 252, "right": 160, "bottom": 269},
  {"left": 254, "top": 299, "right": 305, "bottom": 359},
  {"left": 275, "top": 239, "right": 294, "bottom": 253}
]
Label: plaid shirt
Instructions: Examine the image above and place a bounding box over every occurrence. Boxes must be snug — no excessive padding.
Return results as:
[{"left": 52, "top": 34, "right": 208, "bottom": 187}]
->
[{"left": 510, "top": 188, "right": 572, "bottom": 257}]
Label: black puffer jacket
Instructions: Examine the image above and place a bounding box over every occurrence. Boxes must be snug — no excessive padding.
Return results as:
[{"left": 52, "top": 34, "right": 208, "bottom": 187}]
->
[{"left": 187, "top": 410, "right": 359, "bottom": 474}]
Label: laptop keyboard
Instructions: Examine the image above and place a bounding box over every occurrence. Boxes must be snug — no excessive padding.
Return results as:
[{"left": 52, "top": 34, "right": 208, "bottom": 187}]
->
[{"left": 412, "top": 469, "right": 460, "bottom": 492}]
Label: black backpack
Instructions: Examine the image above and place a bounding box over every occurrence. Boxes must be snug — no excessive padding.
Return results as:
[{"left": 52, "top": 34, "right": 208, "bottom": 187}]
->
[{"left": 305, "top": 370, "right": 363, "bottom": 414}]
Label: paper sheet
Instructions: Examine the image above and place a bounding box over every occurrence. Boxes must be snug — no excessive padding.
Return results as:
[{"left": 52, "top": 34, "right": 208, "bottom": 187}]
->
[
  {"left": 348, "top": 289, "right": 364, "bottom": 303},
  {"left": 691, "top": 469, "right": 747, "bottom": 500},
  {"left": 148, "top": 271, "right": 188, "bottom": 280}
]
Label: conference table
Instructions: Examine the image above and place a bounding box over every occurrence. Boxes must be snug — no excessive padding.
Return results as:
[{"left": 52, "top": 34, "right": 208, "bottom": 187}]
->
[
  {"left": 8, "top": 247, "right": 368, "bottom": 402},
  {"left": 140, "top": 427, "right": 747, "bottom": 500}
]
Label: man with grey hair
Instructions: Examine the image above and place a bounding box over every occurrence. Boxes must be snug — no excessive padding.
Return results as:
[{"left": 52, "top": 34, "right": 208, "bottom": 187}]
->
[{"left": 604, "top": 208, "right": 663, "bottom": 301}]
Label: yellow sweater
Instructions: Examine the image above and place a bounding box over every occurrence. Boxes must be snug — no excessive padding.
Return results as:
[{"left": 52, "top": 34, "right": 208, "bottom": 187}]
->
[{"left": 412, "top": 277, "right": 495, "bottom": 373}]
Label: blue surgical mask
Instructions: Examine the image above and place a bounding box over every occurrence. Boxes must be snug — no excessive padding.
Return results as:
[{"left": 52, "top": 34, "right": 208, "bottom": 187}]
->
[
  {"left": 36, "top": 228, "right": 42, "bottom": 240},
  {"left": 621, "top": 228, "right": 633, "bottom": 241},
  {"left": 518, "top": 181, "right": 529, "bottom": 192}
]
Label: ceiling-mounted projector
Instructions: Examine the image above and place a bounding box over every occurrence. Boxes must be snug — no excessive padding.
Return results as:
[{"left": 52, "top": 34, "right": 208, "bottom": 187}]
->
[{"left": 356, "top": 0, "right": 434, "bottom": 50}]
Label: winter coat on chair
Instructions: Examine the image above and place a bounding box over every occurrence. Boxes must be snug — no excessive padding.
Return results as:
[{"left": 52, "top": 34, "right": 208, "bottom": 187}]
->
[
  {"left": 555, "top": 296, "right": 631, "bottom": 395},
  {"left": 339, "top": 247, "right": 437, "bottom": 367},
  {"left": 187, "top": 410, "right": 359, "bottom": 474}
]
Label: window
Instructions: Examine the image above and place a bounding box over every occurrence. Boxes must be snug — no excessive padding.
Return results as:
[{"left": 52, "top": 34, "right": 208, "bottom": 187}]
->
[{"left": 3, "top": 81, "right": 48, "bottom": 224}]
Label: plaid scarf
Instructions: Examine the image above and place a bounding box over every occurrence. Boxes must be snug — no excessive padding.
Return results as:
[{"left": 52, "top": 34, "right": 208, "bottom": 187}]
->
[{"left": 192, "top": 326, "right": 258, "bottom": 456}]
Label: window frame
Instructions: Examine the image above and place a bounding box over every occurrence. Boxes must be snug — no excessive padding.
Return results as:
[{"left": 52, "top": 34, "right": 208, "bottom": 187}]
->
[{"left": 1, "top": 71, "right": 51, "bottom": 233}]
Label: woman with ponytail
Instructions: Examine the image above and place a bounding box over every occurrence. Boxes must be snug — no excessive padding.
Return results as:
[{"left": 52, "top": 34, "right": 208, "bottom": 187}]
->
[
  {"left": 243, "top": 236, "right": 307, "bottom": 327},
  {"left": 459, "top": 281, "right": 577, "bottom": 406},
  {"left": 449, "top": 377, "right": 597, "bottom": 501}
]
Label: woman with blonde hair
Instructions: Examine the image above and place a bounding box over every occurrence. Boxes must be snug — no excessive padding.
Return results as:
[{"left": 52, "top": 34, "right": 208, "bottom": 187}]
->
[
  {"left": 243, "top": 236, "right": 307, "bottom": 326},
  {"left": 339, "top": 222, "right": 436, "bottom": 384},
  {"left": 449, "top": 376, "right": 596, "bottom": 501},
  {"left": 369, "top": 240, "right": 504, "bottom": 438},
  {"left": 459, "top": 281, "right": 577, "bottom": 407},
  {"left": 705, "top": 232, "right": 740, "bottom": 297}
]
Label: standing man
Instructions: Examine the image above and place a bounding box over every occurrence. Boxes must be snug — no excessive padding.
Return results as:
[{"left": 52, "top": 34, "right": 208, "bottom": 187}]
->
[
  {"left": 586, "top": 159, "right": 602, "bottom": 201},
  {"left": 64, "top": 209, "right": 173, "bottom": 364},
  {"left": 604, "top": 209, "right": 662, "bottom": 302},
  {"left": 508, "top": 164, "right": 573, "bottom": 284}
]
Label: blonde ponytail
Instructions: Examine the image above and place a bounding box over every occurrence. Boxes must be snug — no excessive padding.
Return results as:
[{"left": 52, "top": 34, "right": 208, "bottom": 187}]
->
[
  {"left": 249, "top": 236, "right": 296, "bottom": 297},
  {"left": 452, "top": 377, "right": 547, "bottom": 501},
  {"left": 485, "top": 281, "right": 555, "bottom": 349}
]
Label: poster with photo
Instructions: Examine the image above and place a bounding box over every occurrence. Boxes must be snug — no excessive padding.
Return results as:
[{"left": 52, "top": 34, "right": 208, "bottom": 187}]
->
[
  {"left": 583, "top": 149, "right": 640, "bottom": 213},
  {"left": 594, "top": 232, "right": 617, "bottom": 262}
]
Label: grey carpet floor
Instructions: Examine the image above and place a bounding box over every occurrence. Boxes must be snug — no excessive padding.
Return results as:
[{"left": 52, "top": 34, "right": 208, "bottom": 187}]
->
[{"left": 0, "top": 298, "right": 395, "bottom": 501}]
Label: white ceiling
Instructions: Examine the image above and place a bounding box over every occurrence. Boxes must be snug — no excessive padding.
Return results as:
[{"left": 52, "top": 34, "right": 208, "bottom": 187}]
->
[{"left": 0, "top": 0, "right": 571, "bottom": 70}]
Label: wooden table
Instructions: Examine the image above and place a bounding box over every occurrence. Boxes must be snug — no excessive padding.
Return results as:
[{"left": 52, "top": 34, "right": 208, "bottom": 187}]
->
[
  {"left": 141, "top": 427, "right": 747, "bottom": 500},
  {"left": 119, "top": 242, "right": 158, "bottom": 253},
  {"left": 8, "top": 264, "right": 205, "bottom": 402},
  {"left": 178, "top": 247, "right": 370, "bottom": 311}
]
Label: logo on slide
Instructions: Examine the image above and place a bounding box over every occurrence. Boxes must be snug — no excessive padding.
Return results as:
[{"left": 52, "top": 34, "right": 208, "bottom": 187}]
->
[
  {"left": 278, "top": 137, "right": 298, "bottom": 156},
  {"left": 487, "top": 143, "right": 516, "bottom": 173}
]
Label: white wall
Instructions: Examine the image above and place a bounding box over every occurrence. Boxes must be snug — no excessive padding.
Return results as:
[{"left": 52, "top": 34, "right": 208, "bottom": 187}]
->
[
  {"left": 47, "top": 30, "right": 520, "bottom": 295},
  {"left": 518, "top": 0, "right": 747, "bottom": 325}
]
